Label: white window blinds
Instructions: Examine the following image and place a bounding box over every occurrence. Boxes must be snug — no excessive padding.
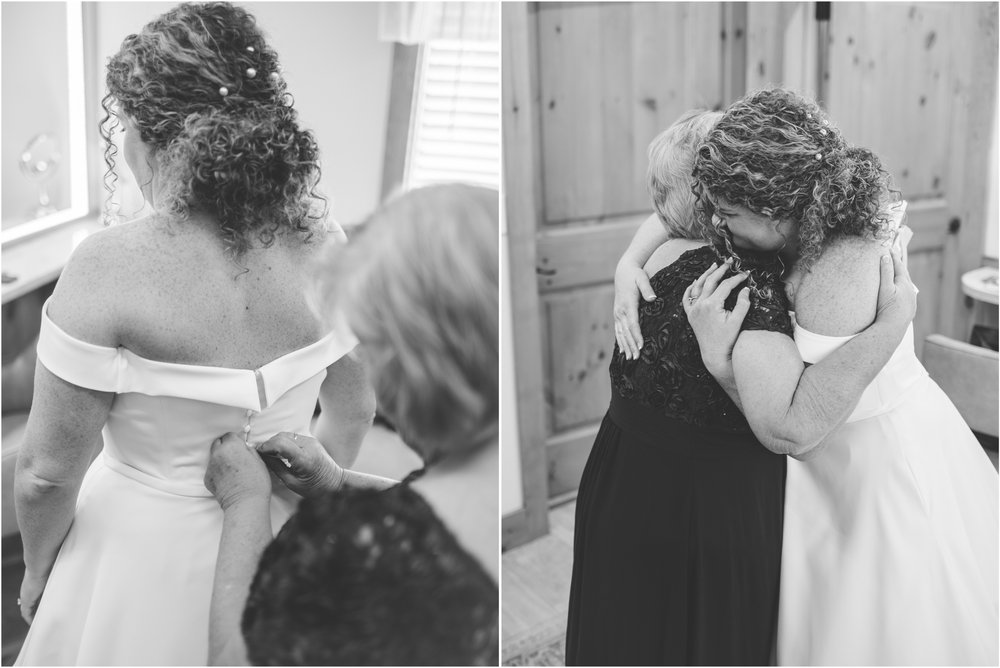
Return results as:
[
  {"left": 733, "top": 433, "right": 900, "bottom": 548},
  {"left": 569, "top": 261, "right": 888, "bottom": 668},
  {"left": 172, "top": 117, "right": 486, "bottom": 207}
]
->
[{"left": 404, "top": 39, "right": 500, "bottom": 190}]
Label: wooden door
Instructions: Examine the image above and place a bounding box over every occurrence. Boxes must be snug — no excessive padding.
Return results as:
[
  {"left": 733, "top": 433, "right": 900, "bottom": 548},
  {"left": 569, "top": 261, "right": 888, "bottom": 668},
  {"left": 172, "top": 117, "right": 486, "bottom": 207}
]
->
[
  {"left": 824, "top": 2, "right": 997, "bottom": 357},
  {"left": 503, "top": 2, "right": 745, "bottom": 548}
]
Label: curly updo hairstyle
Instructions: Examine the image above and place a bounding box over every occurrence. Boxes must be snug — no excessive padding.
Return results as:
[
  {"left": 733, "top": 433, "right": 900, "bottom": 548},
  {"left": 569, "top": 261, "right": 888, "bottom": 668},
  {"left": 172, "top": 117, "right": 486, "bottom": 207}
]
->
[
  {"left": 692, "top": 88, "right": 897, "bottom": 267},
  {"left": 101, "top": 2, "right": 325, "bottom": 255}
]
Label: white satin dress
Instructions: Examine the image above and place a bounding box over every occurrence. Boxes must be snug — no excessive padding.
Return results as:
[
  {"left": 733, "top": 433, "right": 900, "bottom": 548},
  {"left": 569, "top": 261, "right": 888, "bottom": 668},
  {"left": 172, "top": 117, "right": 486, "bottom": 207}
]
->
[
  {"left": 15, "top": 298, "right": 357, "bottom": 666},
  {"left": 778, "top": 322, "right": 999, "bottom": 665}
]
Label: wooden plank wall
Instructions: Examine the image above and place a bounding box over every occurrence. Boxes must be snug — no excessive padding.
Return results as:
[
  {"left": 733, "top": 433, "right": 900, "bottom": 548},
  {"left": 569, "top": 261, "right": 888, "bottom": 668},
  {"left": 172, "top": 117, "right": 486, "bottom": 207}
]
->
[
  {"left": 827, "top": 2, "right": 998, "bottom": 355},
  {"left": 537, "top": 3, "right": 727, "bottom": 224},
  {"left": 531, "top": 3, "right": 733, "bottom": 499},
  {"left": 502, "top": 3, "right": 550, "bottom": 548}
]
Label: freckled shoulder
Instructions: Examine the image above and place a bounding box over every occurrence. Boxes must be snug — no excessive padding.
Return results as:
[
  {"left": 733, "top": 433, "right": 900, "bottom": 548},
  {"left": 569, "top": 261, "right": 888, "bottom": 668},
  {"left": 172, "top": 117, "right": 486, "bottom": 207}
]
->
[
  {"left": 46, "top": 219, "right": 164, "bottom": 346},
  {"left": 792, "top": 236, "right": 884, "bottom": 336}
]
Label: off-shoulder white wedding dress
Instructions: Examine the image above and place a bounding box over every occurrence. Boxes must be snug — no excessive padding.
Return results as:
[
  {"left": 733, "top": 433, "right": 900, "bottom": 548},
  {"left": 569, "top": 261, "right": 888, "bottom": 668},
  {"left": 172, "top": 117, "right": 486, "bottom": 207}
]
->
[
  {"left": 15, "top": 299, "right": 356, "bottom": 666},
  {"left": 778, "top": 322, "right": 998, "bottom": 665}
]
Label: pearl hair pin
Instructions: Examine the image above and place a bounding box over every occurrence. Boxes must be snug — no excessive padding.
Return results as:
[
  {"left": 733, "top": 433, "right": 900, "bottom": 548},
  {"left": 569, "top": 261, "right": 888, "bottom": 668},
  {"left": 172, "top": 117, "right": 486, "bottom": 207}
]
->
[
  {"left": 218, "top": 86, "right": 229, "bottom": 97},
  {"left": 246, "top": 45, "right": 255, "bottom": 52},
  {"left": 246, "top": 67, "right": 257, "bottom": 79}
]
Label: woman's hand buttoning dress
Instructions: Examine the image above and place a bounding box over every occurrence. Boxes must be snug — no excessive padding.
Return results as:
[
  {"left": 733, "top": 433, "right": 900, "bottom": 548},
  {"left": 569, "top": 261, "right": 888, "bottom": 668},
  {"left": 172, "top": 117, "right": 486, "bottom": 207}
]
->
[{"left": 203, "top": 184, "right": 499, "bottom": 666}]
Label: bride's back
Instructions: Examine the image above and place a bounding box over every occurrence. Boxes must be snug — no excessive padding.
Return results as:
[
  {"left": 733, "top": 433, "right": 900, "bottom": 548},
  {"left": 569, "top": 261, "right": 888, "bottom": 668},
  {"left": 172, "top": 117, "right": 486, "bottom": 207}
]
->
[
  {"left": 64, "top": 2, "right": 339, "bottom": 369},
  {"left": 49, "top": 215, "right": 335, "bottom": 371},
  {"left": 122, "top": 216, "right": 331, "bottom": 370}
]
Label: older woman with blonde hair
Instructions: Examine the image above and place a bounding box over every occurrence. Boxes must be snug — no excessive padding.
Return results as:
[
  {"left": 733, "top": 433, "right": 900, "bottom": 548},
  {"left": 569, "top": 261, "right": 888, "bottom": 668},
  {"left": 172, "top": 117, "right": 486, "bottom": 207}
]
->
[
  {"left": 203, "top": 183, "right": 499, "bottom": 665},
  {"left": 613, "top": 109, "right": 722, "bottom": 359}
]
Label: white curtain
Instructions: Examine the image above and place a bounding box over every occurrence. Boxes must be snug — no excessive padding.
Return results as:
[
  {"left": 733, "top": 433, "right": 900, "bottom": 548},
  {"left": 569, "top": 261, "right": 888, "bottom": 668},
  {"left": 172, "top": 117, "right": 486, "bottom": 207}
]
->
[{"left": 378, "top": 2, "right": 499, "bottom": 44}]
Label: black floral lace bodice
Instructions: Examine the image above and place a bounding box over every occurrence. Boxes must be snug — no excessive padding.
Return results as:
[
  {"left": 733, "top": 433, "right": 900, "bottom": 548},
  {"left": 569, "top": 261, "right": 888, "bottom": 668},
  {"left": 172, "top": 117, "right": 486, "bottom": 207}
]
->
[{"left": 609, "top": 245, "right": 793, "bottom": 432}]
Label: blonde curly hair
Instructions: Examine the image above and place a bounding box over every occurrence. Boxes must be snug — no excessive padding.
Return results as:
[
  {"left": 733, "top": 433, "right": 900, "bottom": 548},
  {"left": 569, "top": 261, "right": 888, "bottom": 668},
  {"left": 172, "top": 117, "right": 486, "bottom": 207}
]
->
[{"left": 646, "top": 109, "right": 722, "bottom": 239}]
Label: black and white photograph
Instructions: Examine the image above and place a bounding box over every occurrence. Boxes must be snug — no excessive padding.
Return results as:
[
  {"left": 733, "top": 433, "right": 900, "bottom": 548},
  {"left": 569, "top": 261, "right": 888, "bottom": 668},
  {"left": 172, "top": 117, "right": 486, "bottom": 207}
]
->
[
  {"left": 501, "top": 2, "right": 998, "bottom": 666},
  {"left": 1, "top": 1, "right": 499, "bottom": 665}
]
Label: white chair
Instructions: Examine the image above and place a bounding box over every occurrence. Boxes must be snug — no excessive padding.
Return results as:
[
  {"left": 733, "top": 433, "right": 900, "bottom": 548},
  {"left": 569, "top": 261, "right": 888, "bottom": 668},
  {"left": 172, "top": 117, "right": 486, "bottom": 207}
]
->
[{"left": 923, "top": 334, "right": 999, "bottom": 469}]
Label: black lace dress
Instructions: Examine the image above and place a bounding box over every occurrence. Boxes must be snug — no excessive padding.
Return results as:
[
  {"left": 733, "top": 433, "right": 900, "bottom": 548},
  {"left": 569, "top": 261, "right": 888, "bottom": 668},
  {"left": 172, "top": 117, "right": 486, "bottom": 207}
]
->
[{"left": 565, "top": 245, "right": 792, "bottom": 666}]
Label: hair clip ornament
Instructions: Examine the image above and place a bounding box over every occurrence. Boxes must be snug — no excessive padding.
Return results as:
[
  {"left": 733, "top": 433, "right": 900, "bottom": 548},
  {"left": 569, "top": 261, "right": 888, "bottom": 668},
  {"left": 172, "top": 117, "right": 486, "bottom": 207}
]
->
[
  {"left": 246, "top": 68, "right": 257, "bottom": 79},
  {"left": 822, "top": 119, "right": 830, "bottom": 126},
  {"left": 820, "top": 128, "right": 828, "bottom": 136},
  {"left": 815, "top": 153, "right": 823, "bottom": 160},
  {"left": 219, "top": 86, "right": 229, "bottom": 97}
]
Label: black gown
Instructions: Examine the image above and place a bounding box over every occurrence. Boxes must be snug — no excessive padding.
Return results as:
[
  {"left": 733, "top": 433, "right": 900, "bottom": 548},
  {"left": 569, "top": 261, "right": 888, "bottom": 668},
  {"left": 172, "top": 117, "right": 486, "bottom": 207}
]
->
[{"left": 565, "top": 245, "right": 792, "bottom": 666}]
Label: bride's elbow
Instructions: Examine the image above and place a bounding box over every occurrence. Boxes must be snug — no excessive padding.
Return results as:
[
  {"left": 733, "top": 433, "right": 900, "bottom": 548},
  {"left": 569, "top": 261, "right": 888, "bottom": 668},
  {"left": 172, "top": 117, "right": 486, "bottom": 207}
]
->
[
  {"left": 753, "top": 421, "right": 819, "bottom": 458},
  {"left": 14, "top": 464, "right": 70, "bottom": 503}
]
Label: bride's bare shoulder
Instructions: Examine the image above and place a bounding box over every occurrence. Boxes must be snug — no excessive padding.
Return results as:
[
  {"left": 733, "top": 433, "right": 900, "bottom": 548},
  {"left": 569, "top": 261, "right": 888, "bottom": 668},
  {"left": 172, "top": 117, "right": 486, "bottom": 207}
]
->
[
  {"left": 47, "top": 217, "right": 176, "bottom": 341},
  {"left": 793, "top": 236, "right": 885, "bottom": 336}
]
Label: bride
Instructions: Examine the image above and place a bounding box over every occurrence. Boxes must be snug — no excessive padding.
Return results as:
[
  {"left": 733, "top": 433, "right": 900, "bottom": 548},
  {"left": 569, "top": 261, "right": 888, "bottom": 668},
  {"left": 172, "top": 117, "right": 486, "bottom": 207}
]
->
[
  {"left": 14, "top": 3, "right": 374, "bottom": 664},
  {"left": 688, "top": 88, "right": 998, "bottom": 665}
]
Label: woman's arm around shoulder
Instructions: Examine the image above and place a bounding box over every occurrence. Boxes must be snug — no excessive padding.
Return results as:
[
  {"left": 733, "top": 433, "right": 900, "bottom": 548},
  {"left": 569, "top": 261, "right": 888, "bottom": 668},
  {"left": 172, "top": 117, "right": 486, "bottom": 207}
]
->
[{"left": 731, "top": 250, "right": 916, "bottom": 457}]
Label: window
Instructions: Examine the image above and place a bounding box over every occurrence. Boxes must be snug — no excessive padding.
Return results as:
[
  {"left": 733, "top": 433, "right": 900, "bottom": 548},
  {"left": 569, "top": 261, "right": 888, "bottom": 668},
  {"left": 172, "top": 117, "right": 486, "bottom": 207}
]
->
[
  {"left": 1, "top": 0, "right": 93, "bottom": 245},
  {"left": 404, "top": 39, "right": 499, "bottom": 190}
]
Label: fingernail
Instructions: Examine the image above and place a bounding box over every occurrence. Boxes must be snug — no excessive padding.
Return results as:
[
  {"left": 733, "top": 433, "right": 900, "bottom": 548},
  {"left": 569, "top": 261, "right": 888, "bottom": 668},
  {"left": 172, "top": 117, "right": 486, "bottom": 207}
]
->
[
  {"left": 882, "top": 255, "right": 890, "bottom": 263},
  {"left": 725, "top": 257, "right": 733, "bottom": 264}
]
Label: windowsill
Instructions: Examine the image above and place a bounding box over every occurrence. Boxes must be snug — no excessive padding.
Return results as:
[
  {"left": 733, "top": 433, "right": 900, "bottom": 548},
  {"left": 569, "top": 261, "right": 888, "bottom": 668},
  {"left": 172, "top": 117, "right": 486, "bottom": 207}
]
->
[{"left": 1, "top": 215, "right": 103, "bottom": 304}]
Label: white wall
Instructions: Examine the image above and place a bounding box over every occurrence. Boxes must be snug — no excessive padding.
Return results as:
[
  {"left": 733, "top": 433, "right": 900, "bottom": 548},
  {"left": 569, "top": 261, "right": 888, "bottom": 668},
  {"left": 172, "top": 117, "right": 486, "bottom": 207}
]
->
[
  {"left": 94, "top": 2, "right": 392, "bottom": 227},
  {"left": 501, "top": 201, "right": 524, "bottom": 516},
  {"left": 984, "top": 93, "right": 998, "bottom": 260}
]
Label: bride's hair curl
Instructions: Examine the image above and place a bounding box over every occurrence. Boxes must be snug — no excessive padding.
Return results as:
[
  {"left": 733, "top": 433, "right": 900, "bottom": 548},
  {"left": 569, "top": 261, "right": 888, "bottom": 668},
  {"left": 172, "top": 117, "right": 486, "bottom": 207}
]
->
[
  {"left": 692, "top": 88, "right": 897, "bottom": 268},
  {"left": 101, "top": 2, "right": 326, "bottom": 255}
]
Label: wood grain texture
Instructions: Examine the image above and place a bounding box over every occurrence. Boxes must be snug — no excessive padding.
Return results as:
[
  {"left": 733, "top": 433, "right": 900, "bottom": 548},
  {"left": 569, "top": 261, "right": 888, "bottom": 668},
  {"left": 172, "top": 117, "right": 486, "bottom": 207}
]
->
[
  {"left": 537, "top": 2, "right": 726, "bottom": 223},
  {"left": 535, "top": 214, "right": 646, "bottom": 291},
  {"left": 544, "top": 285, "right": 615, "bottom": 431},
  {"left": 545, "top": 424, "right": 600, "bottom": 500},
  {"left": 923, "top": 334, "right": 999, "bottom": 437},
  {"left": 502, "top": 2, "right": 550, "bottom": 549},
  {"left": 827, "top": 3, "right": 997, "bottom": 346}
]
